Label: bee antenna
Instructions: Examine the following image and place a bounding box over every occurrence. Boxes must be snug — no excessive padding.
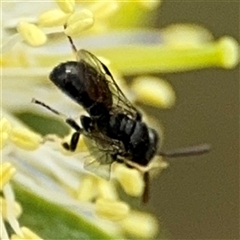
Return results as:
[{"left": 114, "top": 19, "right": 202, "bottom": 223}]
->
[
  {"left": 158, "top": 143, "right": 211, "bottom": 158},
  {"left": 63, "top": 24, "right": 78, "bottom": 55}
]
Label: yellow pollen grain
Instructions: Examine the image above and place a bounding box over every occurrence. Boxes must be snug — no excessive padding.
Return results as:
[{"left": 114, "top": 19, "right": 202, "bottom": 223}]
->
[
  {"left": 10, "top": 127, "right": 42, "bottom": 151},
  {"left": 55, "top": 0, "right": 75, "bottom": 13},
  {"left": 131, "top": 76, "right": 176, "bottom": 108},
  {"left": 17, "top": 22, "right": 47, "bottom": 47},
  {"left": 120, "top": 211, "right": 159, "bottom": 238},
  {"left": 11, "top": 227, "right": 43, "bottom": 240},
  {"left": 95, "top": 198, "right": 130, "bottom": 221},
  {"left": 38, "top": 8, "right": 70, "bottom": 27},
  {"left": 0, "top": 197, "right": 22, "bottom": 220},
  {"left": 0, "top": 163, "right": 16, "bottom": 190}
]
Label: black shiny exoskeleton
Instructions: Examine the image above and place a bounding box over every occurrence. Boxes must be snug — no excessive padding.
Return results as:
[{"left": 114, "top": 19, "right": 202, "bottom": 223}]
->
[
  {"left": 33, "top": 41, "right": 210, "bottom": 202},
  {"left": 49, "top": 50, "right": 159, "bottom": 174}
]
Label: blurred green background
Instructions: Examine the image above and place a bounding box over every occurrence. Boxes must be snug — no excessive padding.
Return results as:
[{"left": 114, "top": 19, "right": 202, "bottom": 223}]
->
[{"left": 148, "top": 1, "right": 239, "bottom": 239}]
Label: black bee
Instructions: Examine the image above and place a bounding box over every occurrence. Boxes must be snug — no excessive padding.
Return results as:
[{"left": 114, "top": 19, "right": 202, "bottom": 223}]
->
[{"left": 33, "top": 36, "right": 210, "bottom": 202}]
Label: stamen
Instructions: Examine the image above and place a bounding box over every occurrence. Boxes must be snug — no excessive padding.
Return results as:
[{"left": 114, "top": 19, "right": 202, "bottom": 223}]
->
[
  {"left": 55, "top": 0, "right": 75, "bottom": 13},
  {"left": 0, "top": 163, "right": 16, "bottom": 190},
  {"left": 119, "top": 211, "right": 159, "bottom": 238},
  {"left": 17, "top": 22, "right": 47, "bottom": 47},
  {"left": 10, "top": 127, "right": 42, "bottom": 151},
  {"left": 114, "top": 164, "right": 144, "bottom": 197},
  {"left": 0, "top": 118, "right": 12, "bottom": 149},
  {"left": 38, "top": 9, "right": 70, "bottom": 27},
  {"left": 131, "top": 76, "right": 176, "bottom": 108},
  {"left": 95, "top": 198, "right": 130, "bottom": 221}
]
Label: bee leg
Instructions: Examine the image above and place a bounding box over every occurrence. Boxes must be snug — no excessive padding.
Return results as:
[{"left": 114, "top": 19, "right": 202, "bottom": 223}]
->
[
  {"left": 80, "top": 116, "right": 93, "bottom": 132},
  {"left": 142, "top": 172, "right": 150, "bottom": 203},
  {"left": 32, "top": 98, "right": 82, "bottom": 151},
  {"left": 63, "top": 118, "right": 83, "bottom": 151},
  {"left": 66, "top": 118, "right": 81, "bottom": 131},
  {"left": 62, "top": 131, "right": 81, "bottom": 151}
]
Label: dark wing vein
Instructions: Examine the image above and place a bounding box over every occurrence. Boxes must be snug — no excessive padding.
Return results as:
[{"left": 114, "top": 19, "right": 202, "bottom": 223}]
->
[{"left": 78, "top": 49, "right": 141, "bottom": 120}]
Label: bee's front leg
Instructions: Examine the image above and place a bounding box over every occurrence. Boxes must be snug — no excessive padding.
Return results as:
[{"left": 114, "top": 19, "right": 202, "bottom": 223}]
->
[
  {"left": 62, "top": 131, "right": 80, "bottom": 151},
  {"left": 62, "top": 117, "right": 83, "bottom": 151}
]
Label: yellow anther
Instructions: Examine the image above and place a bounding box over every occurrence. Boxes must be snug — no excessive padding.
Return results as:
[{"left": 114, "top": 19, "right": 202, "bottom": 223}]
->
[
  {"left": 0, "top": 163, "right": 16, "bottom": 190},
  {"left": 88, "top": 1, "right": 119, "bottom": 19},
  {"left": 114, "top": 164, "right": 144, "bottom": 197},
  {"left": 131, "top": 76, "right": 176, "bottom": 108},
  {"left": 67, "top": 9, "right": 93, "bottom": 26},
  {"left": 76, "top": 175, "right": 97, "bottom": 202},
  {"left": 97, "top": 178, "right": 118, "bottom": 200},
  {"left": 10, "top": 127, "right": 42, "bottom": 151},
  {"left": 162, "top": 24, "right": 213, "bottom": 48},
  {"left": 216, "top": 36, "right": 239, "bottom": 69},
  {"left": 64, "top": 9, "right": 94, "bottom": 36},
  {"left": 55, "top": 0, "right": 75, "bottom": 13},
  {"left": 11, "top": 227, "right": 43, "bottom": 240},
  {"left": 17, "top": 22, "right": 47, "bottom": 47},
  {"left": 38, "top": 9, "right": 70, "bottom": 27},
  {"left": 120, "top": 211, "right": 159, "bottom": 238},
  {"left": 0, "top": 197, "right": 22, "bottom": 220},
  {"left": 95, "top": 198, "right": 130, "bottom": 221}
]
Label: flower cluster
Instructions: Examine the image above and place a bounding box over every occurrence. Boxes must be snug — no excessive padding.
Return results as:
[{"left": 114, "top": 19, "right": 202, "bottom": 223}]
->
[{"left": 1, "top": 0, "right": 239, "bottom": 239}]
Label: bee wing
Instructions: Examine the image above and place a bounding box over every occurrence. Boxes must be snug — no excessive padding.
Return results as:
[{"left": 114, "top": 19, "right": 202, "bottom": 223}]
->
[
  {"left": 82, "top": 134, "right": 124, "bottom": 180},
  {"left": 78, "top": 49, "right": 141, "bottom": 120},
  {"left": 84, "top": 155, "right": 112, "bottom": 180}
]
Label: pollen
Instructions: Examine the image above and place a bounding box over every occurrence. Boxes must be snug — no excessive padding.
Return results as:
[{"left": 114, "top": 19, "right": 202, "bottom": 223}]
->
[
  {"left": 114, "top": 164, "right": 144, "bottom": 197},
  {"left": 95, "top": 198, "right": 130, "bottom": 221},
  {"left": 119, "top": 211, "right": 159, "bottom": 238},
  {"left": 0, "top": 163, "right": 16, "bottom": 190},
  {"left": 131, "top": 76, "right": 176, "bottom": 108},
  {"left": 55, "top": 0, "right": 75, "bottom": 14},
  {"left": 17, "top": 22, "right": 47, "bottom": 47},
  {"left": 64, "top": 11, "right": 94, "bottom": 37},
  {"left": 10, "top": 127, "right": 42, "bottom": 151},
  {"left": 0, "top": 118, "right": 12, "bottom": 149},
  {"left": 11, "top": 227, "right": 43, "bottom": 240},
  {"left": 38, "top": 8, "right": 70, "bottom": 27}
]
